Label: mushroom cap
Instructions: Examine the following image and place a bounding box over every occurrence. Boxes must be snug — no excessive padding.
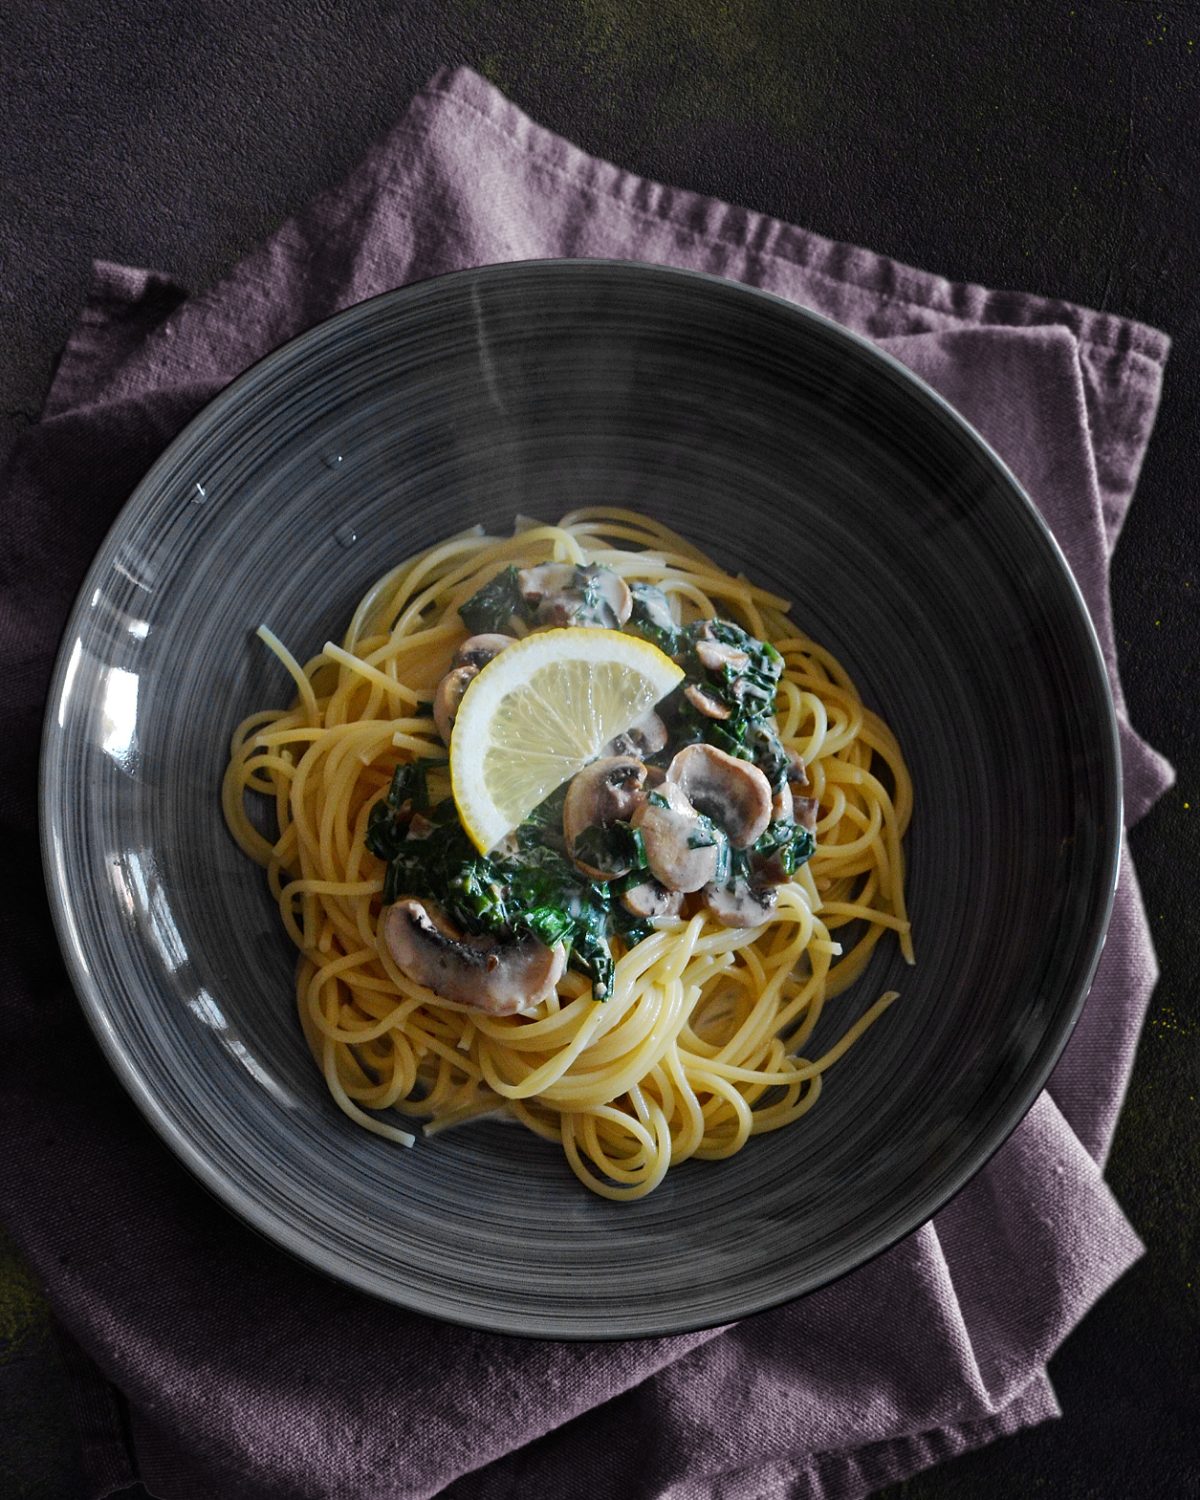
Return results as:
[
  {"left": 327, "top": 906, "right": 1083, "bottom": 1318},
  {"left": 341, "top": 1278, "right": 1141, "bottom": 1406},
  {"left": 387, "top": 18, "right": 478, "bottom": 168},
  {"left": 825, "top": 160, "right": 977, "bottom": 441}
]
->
[
  {"left": 433, "top": 664, "right": 478, "bottom": 745},
  {"left": 785, "top": 749, "right": 810, "bottom": 789},
  {"left": 453, "top": 633, "right": 516, "bottom": 670},
  {"left": 602, "top": 710, "right": 669, "bottom": 759},
  {"left": 683, "top": 683, "right": 731, "bottom": 720},
  {"left": 666, "top": 743, "right": 773, "bottom": 849},
  {"left": 702, "top": 877, "right": 777, "bottom": 929},
  {"left": 619, "top": 878, "right": 684, "bottom": 920},
  {"left": 631, "top": 781, "right": 720, "bottom": 893},
  {"left": 563, "top": 755, "right": 647, "bottom": 880},
  {"left": 381, "top": 899, "right": 566, "bottom": 1015},
  {"left": 695, "top": 638, "right": 751, "bottom": 674},
  {"left": 771, "top": 782, "right": 794, "bottom": 823}
]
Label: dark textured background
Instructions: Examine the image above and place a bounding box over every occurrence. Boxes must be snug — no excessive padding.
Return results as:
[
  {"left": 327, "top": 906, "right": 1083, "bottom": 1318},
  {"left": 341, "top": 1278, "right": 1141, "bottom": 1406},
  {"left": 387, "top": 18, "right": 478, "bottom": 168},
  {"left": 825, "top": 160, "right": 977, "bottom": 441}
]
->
[{"left": 1, "top": 1, "right": 1197, "bottom": 1496}]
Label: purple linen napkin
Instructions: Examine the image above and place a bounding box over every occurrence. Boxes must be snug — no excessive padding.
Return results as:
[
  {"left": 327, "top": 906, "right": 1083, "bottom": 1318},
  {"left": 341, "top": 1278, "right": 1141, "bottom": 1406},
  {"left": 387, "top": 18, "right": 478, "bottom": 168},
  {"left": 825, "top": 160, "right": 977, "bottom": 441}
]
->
[{"left": 0, "top": 67, "right": 1173, "bottom": 1500}]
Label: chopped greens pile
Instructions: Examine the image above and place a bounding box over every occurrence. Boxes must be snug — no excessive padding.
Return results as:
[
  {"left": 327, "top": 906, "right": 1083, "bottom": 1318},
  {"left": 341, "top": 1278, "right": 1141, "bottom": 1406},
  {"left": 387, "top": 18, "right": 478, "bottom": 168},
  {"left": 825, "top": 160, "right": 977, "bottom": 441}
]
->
[
  {"left": 368, "top": 768, "right": 653, "bottom": 1000},
  {"left": 366, "top": 572, "right": 816, "bottom": 1002},
  {"left": 671, "top": 619, "right": 792, "bottom": 789}
]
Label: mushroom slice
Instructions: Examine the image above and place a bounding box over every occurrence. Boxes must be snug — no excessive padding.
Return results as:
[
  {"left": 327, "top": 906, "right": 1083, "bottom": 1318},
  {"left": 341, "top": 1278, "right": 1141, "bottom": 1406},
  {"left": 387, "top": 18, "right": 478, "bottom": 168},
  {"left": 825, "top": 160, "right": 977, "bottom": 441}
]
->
[
  {"left": 453, "top": 633, "right": 516, "bottom": 670},
  {"left": 563, "top": 755, "right": 648, "bottom": 880},
  {"left": 666, "top": 743, "right": 773, "bottom": 849},
  {"left": 702, "top": 877, "right": 777, "bottom": 929},
  {"left": 619, "top": 878, "right": 684, "bottom": 920},
  {"left": 602, "top": 710, "right": 669, "bottom": 759},
  {"left": 794, "top": 795, "right": 819, "bottom": 833},
  {"left": 785, "top": 749, "right": 810, "bottom": 789},
  {"left": 695, "top": 638, "right": 751, "bottom": 675},
  {"left": 771, "top": 782, "right": 794, "bottom": 824},
  {"left": 381, "top": 899, "right": 566, "bottom": 1016},
  {"left": 517, "top": 562, "right": 633, "bottom": 628},
  {"left": 433, "top": 665, "right": 478, "bottom": 745},
  {"left": 684, "top": 684, "right": 731, "bottom": 720},
  {"left": 631, "top": 782, "right": 721, "bottom": 893}
]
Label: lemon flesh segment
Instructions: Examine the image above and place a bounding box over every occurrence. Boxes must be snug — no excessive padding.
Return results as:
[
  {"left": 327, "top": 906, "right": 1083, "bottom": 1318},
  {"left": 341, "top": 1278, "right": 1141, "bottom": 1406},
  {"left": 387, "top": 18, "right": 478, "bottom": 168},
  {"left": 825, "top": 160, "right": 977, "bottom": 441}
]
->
[{"left": 450, "top": 627, "right": 685, "bottom": 854}]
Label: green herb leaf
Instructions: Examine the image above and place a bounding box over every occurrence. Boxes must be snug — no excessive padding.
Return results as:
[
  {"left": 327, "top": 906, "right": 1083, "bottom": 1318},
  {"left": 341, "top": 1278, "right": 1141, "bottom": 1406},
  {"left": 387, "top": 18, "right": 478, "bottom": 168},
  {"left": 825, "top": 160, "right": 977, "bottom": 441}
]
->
[
  {"left": 366, "top": 760, "right": 439, "bottom": 862},
  {"left": 520, "top": 905, "right": 576, "bottom": 948},
  {"left": 747, "top": 722, "right": 791, "bottom": 791},
  {"left": 459, "top": 565, "right": 531, "bottom": 634},
  {"left": 569, "top": 924, "right": 615, "bottom": 1001},
  {"left": 387, "top": 760, "right": 432, "bottom": 811},
  {"left": 571, "top": 820, "right": 647, "bottom": 875}
]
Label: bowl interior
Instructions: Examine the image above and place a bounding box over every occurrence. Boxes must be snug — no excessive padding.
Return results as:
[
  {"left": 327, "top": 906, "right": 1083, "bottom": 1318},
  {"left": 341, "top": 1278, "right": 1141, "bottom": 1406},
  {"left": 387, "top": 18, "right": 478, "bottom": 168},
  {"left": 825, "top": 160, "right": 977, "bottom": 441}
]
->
[{"left": 42, "top": 261, "right": 1118, "bottom": 1337}]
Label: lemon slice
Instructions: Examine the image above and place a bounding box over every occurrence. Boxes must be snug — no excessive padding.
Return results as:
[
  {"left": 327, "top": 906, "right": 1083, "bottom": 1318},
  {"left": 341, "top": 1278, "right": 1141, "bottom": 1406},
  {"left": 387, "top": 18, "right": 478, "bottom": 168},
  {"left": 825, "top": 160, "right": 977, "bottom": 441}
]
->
[{"left": 450, "top": 627, "right": 684, "bottom": 853}]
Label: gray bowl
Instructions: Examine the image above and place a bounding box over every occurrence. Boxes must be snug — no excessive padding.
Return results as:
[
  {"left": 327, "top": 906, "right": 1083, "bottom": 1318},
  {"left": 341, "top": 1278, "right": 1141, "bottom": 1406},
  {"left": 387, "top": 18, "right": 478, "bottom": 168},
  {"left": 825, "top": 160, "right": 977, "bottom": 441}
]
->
[{"left": 40, "top": 260, "right": 1120, "bottom": 1338}]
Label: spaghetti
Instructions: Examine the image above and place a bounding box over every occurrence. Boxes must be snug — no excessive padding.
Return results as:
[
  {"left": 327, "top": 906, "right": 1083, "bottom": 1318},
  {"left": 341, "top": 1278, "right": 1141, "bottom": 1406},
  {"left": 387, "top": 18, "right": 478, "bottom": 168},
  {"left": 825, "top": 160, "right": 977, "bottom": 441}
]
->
[{"left": 222, "top": 509, "right": 913, "bottom": 1199}]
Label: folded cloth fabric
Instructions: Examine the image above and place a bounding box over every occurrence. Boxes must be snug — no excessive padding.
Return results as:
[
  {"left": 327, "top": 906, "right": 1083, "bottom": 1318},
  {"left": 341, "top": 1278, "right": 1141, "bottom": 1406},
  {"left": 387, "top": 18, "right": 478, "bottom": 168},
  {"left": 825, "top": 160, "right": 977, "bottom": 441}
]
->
[{"left": 0, "top": 66, "right": 1174, "bottom": 1500}]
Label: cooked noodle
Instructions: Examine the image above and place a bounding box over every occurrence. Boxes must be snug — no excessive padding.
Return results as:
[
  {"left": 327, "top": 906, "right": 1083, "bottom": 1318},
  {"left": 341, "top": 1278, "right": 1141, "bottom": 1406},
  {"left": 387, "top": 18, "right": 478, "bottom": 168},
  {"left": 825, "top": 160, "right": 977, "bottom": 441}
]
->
[{"left": 221, "top": 509, "right": 913, "bottom": 1199}]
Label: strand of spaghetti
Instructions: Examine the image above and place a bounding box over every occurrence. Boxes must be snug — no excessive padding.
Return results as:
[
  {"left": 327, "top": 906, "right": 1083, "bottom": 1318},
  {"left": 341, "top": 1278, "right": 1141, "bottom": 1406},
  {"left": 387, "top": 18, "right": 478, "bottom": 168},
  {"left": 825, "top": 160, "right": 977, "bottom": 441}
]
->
[
  {"left": 320, "top": 1038, "right": 417, "bottom": 1146},
  {"left": 229, "top": 706, "right": 290, "bottom": 758},
  {"left": 788, "top": 992, "right": 901, "bottom": 1081},
  {"left": 820, "top": 902, "right": 912, "bottom": 933},
  {"left": 318, "top": 641, "right": 420, "bottom": 704},
  {"left": 256, "top": 625, "right": 321, "bottom": 725},
  {"left": 688, "top": 1070, "right": 755, "bottom": 1160},
  {"left": 748, "top": 1074, "right": 821, "bottom": 1132}
]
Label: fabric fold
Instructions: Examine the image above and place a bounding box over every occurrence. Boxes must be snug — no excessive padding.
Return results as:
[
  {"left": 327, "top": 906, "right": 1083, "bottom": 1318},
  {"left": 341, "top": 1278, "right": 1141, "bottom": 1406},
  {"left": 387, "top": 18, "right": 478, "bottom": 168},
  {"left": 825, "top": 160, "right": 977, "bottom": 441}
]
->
[{"left": 0, "top": 66, "right": 1171, "bottom": 1500}]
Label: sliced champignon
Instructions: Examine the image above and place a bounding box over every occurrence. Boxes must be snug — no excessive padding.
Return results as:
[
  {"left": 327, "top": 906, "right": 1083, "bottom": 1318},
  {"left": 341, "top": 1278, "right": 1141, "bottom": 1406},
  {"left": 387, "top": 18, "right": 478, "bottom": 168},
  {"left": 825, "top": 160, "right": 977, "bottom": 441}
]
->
[
  {"left": 631, "top": 781, "right": 721, "bottom": 893},
  {"left": 684, "top": 683, "right": 731, "bottom": 720},
  {"left": 381, "top": 899, "right": 566, "bottom": 1016},
  {"left": 433, "top": 665, "right": 477, "bottom": 745},
  {"left": 517, "top": 562, "right": 633, "bottom": 629},
  {"left": 771, "top": 782, "right": 794, "bottom": 823},
  {"left": 785, "top": 749, "right": 810, "bottom": 789},
  {"left": 702, "top": 877, "right": 777, "bottom": 929},
  {"left": 619, "top": 878, "right": 684, "bottom": 920},
  {"left": 602, "top": 711, "right": 669, "bottom": 759},
  {"left": 563, "top": 755, "right": 648, "bottom": 880},
  {"left": 794, "top": 795, "right": 819, "bottom": 833},
  {"left": 695, "top": 638, "right": 751, "bottom": 675},
  {"left": 666, "top": 743, "right": 772, "bottom": 849},
  {"left": 452, "top": 633, "right": 515, "bottom": 670}
]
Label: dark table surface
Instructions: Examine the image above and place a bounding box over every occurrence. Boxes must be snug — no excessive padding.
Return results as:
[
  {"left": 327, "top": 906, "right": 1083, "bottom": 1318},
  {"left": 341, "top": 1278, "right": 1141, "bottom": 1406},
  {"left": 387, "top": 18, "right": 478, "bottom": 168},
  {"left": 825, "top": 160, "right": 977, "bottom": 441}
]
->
[{"left": 2, "top": 2, "right": 1198, "bottom": 1497}]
